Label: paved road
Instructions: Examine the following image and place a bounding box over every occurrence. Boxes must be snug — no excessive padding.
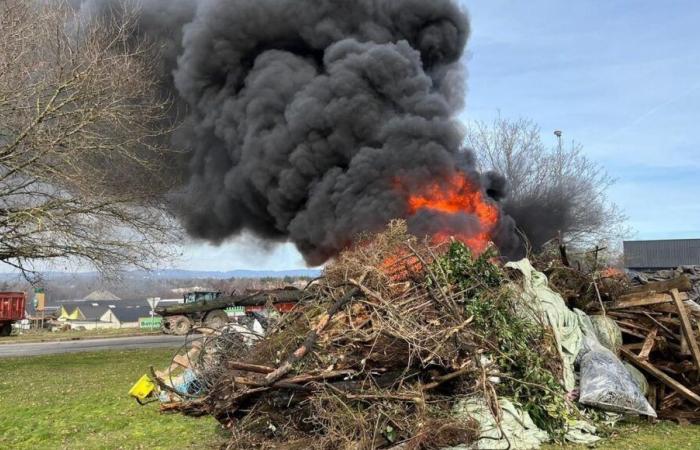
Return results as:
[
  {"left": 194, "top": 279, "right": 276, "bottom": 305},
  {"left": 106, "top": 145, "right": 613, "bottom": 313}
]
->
[{"left": 0, "top": 335, "right": 187, "bottom": 357}]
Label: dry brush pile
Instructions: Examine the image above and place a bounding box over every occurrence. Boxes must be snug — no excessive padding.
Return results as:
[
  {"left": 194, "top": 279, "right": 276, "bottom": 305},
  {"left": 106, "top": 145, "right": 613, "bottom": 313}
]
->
[{"left": 165, "top": 221, "right": 574, "bottom": 449}]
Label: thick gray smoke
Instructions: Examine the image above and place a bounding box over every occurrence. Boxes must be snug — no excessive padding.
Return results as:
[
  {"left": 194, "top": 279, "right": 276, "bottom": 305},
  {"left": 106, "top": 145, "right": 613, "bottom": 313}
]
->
[{"left": 77, "top": 0, "right": 522, "bottom": 264}]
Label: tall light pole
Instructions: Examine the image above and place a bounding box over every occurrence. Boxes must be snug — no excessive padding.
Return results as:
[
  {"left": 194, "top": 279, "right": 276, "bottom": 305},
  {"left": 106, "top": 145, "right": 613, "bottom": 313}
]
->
[
  {"left": 553, "top": 130, "right": 563, "bottom": 189},
  {"left": 554, "top": 130, "right": 563, "bottom": 152}
]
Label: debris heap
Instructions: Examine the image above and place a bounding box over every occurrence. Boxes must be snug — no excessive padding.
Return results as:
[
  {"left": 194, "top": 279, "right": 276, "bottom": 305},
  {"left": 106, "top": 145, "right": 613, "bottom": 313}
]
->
[
  {"left": 157, "top": 221, "right": 572, "bottom": 449},
  {"left": 531, "top": 243, "right": 700, "bottom": 424},
  {"left": 628, "top": 266, "right": 700, "bottom": 302},
  {"left": 606, "top": 281, "right": 700, "bottom": 422}
]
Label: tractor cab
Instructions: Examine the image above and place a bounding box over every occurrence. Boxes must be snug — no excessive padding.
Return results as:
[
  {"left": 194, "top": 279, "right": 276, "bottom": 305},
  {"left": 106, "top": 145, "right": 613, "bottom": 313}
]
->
[{"left": 183, "top": 291, "right": 222, "bottom": 304}]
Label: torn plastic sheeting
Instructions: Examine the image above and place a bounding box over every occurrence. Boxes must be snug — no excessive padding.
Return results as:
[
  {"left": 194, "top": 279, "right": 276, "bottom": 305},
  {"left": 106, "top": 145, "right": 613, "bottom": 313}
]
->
[
  {"left": 505, "top": 259, "right": 584, "bottom": 392},
  {"left": 448, "top": 397, "right": 600, "bottom": 450},
  {"left": 448, "top": 397, "right": 549, "bottom": 450}
]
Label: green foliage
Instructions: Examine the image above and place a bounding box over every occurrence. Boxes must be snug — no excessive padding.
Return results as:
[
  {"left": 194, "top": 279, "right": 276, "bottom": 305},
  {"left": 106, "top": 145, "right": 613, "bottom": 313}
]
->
[
  {"left": 467, "top": 293, "right": 571, "bottom": 435},
  {"left": 430, "top": 242, "right": 503, "bottom": 291},
  {"left": 431, "top": 242, "right": 572, "bottom": 435}
]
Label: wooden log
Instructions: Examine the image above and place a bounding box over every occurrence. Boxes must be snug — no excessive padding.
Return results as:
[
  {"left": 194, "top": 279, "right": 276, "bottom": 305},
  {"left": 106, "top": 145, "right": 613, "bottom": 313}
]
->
[
  {"left": 227, "top": 361, "right": 275, "bottom": 374},
  {"left": 671, "top": 289, "right": 700, "bottom": 377},
  {"left": 620, "top": 347, "right": 700, "bottom": 406}
]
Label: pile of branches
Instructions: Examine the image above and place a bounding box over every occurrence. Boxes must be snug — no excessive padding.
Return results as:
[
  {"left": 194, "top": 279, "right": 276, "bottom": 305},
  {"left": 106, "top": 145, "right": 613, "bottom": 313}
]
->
[
  {"left": 530, "top": 240, "right": 629, "bottom": 311},
  {"left": 165, "top": 221, "right": 570, "bottom": 449}
]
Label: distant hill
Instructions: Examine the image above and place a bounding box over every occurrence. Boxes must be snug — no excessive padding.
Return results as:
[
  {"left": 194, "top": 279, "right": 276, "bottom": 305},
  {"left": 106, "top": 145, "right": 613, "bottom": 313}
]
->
[
  {"left": 145, "top": 269, "right": 322, "bottom": 279},
  {"left": 0, "top": 268, "right": 321, "bottom": 281}
]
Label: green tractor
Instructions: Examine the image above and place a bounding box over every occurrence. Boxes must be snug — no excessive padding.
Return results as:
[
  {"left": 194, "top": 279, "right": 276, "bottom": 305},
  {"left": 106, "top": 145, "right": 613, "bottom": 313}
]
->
[{"left": 156, "top": 288, "right": 304, "bottom": 335}]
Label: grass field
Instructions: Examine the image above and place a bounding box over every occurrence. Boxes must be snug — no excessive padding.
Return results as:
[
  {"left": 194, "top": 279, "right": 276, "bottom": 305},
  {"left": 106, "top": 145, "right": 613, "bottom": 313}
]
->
[
  {"left": 0, "top": 348, "right": 224, "bottom": 450},
  {"left": 0, "top": 328, "right": 161, "bottom": 345},
  {"left": 543, "top": 421, "right": 700, "bottom": 450},
  {"left": 1, "top": 348, "right": 700, "bottom": 449}
]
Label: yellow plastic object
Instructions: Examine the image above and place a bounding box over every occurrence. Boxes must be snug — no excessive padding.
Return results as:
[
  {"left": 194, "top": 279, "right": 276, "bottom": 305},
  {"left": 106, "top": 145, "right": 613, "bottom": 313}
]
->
[{"left": 129, "top": 374, "right": 156, "bottom": 402}]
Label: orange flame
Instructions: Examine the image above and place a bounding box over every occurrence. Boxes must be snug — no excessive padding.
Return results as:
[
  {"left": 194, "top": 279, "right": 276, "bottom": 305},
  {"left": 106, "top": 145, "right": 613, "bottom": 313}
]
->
[
  {"left": 600, "top": 267, "right": 625, "bottom": 279},
  {"left": 398, "top": 173, "right": 499, "bottom": 254}
]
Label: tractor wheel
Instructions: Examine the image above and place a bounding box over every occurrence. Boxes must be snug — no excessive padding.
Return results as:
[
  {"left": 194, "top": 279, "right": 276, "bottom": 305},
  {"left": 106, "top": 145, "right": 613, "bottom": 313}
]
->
[
  {"left": 205, "top": 310, "right": 229, "bottom": 330},
  {"left": 0, "top": 322, "right": 12, "bottom": 337},
  {"left": 171, "top": 316, "right": 192, "bottom": 336}
]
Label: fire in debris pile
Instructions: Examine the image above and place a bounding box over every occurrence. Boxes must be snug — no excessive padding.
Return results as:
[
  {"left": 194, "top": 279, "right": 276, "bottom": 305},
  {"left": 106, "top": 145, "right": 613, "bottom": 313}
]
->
[
  {"left": 130, "top": 223, "right": 598, "bottom": 448},
  {"left": 130, "top": 223, "right": 700, "bottom": 448}
]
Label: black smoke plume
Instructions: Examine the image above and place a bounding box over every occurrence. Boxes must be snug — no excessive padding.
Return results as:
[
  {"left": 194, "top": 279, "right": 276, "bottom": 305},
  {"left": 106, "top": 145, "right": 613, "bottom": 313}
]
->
[{"left": 76, "top": 0, "right": 523, "bottom": 264}]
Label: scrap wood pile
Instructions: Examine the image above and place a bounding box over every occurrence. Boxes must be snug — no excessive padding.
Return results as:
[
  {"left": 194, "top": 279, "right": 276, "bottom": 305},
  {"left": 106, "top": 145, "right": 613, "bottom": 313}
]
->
[
  {"left": 628, "top": 265, "right": 700, "bottom": 302},
  {"left": 605, "top": 279, "right": 700, "bottom": 422},
  {"left": 533, "top": 243, "right": 700, "bottom": 424},
  {"left": 157, "top": 221, "right": 575, "bottom": 450}
]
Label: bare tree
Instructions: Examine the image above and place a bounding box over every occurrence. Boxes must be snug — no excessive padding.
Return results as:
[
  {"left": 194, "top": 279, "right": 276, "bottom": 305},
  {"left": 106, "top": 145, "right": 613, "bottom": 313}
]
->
[
  {"left": 465, "top": 116, "right": 627, "bottom": 249},
  {"left": 0, "top": 0, "right": 179, "bottom": 276}
]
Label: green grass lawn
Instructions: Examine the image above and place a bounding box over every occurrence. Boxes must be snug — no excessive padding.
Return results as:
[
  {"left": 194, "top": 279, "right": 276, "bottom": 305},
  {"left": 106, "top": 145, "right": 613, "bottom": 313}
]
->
[
  {"left": 2, "top": 348, "right": 700, "bottom": 449},
  {"left": 543, "top": 421, "right": 700, "bottom": 450},
  {"left": 0, "top": 348, "right": 224, "bottom": 450},
  {"left": 0, "top": 328, "right": 161, "bottom": 345}
]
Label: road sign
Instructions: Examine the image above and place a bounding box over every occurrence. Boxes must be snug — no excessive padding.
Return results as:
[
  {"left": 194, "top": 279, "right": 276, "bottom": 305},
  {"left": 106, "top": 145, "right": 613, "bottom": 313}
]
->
[{"left": 146, "top": 297, "right": 161, "bottom": 310}]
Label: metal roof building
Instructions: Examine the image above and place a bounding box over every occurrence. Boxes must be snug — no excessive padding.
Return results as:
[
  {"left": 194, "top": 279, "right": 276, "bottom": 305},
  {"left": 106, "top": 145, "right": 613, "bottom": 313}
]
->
[{"left": 624, "top": 239, "right": 700, "bottom": 270}]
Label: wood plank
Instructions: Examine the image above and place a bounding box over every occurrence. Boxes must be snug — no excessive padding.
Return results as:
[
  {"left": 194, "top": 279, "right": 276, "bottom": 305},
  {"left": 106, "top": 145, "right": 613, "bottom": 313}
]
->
[
  {"left": 643, "top": 312, "right": 677, "bottom": 337},
  {"left": 619, "top": 326, "right": 647, "bottom": 339},
  {"left": 611, "top": 292, "right": 689, "bottom": 310},
  {"left": 671, "top": 289, "right": 700, "bottom": 377},
  {"left": 173, "top": 354, "right": 191, "bottom": 369},
  {"left": 639, "top": 327, "right": 658, "bottom": 360},
  {"left": 681, "top": 333, "right": 690, "bottom": 356},
  {"left": 620, "top": 347, "right": 700, "bottom": 406},
  {"left": 627, "top": 276, "right": 693, "bottom": 295},
  {"left": 657, "top": 409, "right": 700, "bottom": 421},
  {"left": 657, "top": 384, "right": 666, "bottom": 410},
  {"left": 608, "top": 311, "right": 646, "bottom": 320},
  {"left": 623, "top": 343, "right": 644, "bottom": 351},
  {"left": 617, "top": 319, "right": 652, "bottom": 332},
  {"left": 647, "top": 383, "right": 658, "bottom": 422},
  {"left": 647, "top": 382, "right": 658, "bottom": 410}
]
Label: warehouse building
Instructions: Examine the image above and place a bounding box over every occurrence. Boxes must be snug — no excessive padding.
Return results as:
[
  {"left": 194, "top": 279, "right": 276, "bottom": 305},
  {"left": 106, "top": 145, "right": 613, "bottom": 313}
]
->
[{"left": 624, "top": 239, "right": 700, "bottom": 270}]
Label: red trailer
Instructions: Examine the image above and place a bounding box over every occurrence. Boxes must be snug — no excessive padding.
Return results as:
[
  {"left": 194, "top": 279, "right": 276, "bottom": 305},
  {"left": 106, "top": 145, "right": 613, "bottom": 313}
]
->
[{"left": 0, "top": 292, "right": 26, "bottom": 336}]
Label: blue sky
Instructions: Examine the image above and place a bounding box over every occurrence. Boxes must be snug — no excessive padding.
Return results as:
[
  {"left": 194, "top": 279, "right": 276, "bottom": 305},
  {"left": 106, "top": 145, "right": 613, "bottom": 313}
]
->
[{"left": 178, "top": 0, "right": 700, "bottom": 271}]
